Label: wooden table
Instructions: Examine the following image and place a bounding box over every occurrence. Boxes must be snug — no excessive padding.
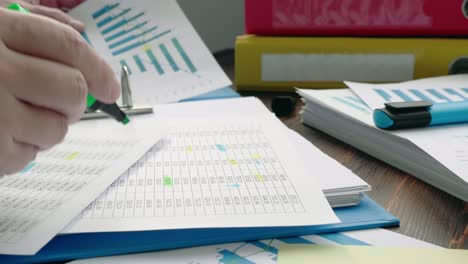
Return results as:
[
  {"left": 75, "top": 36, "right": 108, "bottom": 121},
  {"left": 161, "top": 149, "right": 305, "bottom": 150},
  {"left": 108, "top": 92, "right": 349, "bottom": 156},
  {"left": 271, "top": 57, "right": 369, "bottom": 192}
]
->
[{"left": 216, "top": 50, "right": 468, "bottom": 249}]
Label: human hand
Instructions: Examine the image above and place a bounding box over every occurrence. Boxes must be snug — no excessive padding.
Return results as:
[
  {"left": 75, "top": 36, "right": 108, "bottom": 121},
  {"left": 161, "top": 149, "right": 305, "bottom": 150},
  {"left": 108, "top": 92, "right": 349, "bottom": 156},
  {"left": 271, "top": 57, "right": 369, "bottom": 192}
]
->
[
  {"left": 0, "top": 0, "right": 85, "bottom": 31},
  {"left": 0, "top": 8, "right": 120, "bottom": 175}
]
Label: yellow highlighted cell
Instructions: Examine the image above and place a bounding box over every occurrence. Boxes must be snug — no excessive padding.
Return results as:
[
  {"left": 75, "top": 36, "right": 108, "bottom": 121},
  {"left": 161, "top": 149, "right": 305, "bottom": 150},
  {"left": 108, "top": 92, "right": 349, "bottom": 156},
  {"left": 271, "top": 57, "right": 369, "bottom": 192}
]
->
[
  {"left": 230, "top": 159, "right": 237, "bottom": 165},
  {"left": 254, "top": 174, "right": 264, "bottom": 182},
  {"left": 66, "top": 152, "right": 80, "bottom": 161},
  {"left": 186, "top": 146, "right": 193, "bottom": 152}
]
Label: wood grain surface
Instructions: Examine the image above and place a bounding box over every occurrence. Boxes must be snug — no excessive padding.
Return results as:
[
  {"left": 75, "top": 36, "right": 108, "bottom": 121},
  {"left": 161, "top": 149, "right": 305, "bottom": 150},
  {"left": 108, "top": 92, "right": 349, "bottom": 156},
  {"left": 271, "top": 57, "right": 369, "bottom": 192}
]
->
[{"left": 215, "top": 50, "right": 468, "bottom": 249}]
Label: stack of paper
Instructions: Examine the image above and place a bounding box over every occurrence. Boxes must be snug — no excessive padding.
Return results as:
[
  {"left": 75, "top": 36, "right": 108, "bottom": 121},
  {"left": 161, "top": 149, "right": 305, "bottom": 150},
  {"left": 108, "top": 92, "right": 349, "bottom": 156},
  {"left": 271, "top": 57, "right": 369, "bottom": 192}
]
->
[{"left": 298, "top": 75, "right": 468, "bottom": 202}]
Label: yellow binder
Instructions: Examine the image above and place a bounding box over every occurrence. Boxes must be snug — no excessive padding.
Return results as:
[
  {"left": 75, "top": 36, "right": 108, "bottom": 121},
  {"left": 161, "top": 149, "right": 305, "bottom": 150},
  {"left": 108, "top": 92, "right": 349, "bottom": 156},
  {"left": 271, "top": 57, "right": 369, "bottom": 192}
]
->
[{"left": 235, "top": 35, "right": 468, "bottom": 91}]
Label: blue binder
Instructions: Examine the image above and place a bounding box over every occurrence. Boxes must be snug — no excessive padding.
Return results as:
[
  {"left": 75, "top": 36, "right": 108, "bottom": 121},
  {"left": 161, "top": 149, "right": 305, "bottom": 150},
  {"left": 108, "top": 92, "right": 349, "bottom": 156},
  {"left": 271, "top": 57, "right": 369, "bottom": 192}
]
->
[{"left": 0, "top": 196, "right": 399, "bottom": 264}]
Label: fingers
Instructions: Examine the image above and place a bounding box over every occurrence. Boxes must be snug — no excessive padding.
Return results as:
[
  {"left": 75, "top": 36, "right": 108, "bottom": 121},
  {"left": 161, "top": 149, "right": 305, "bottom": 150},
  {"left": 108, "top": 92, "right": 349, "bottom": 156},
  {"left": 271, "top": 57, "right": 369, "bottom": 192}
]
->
[
  {"left": 3, "top": 48, "right": 87, "bottom": 122},
  {"left": 28, "top": 4, "right": 85, "bottom": 31},
  {"left": 0, "top": 137, "right": 38, "bottom": 176},
  {"left": 12, "top": 100, "right": 69, "bottom": 149},
  {"left": 0, "top": 9, "right": 120, "bottom": 103},
  {"left": 40, "top": 0, "right": 84, "bottom": 9}
]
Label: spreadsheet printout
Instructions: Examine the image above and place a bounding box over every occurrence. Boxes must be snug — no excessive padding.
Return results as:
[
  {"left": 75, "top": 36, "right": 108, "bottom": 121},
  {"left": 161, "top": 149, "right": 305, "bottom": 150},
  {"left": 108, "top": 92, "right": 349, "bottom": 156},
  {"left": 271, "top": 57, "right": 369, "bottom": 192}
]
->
[
  {"left": 0, "top": 118, "right": 162, "bottom": 255},
  {"left": 63, "top": 119, "right": 339, "bottom": 233}
]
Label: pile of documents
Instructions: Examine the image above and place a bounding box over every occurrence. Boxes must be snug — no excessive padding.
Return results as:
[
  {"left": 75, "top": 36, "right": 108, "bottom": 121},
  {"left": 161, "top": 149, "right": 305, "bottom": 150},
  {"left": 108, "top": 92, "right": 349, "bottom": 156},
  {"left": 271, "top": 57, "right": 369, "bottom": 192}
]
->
[
  {"left": 0, "top": 1, "right": 376, "bottom": 260},
  {"left": 298, "top": 75, "right": 468, "bottom": 202}
]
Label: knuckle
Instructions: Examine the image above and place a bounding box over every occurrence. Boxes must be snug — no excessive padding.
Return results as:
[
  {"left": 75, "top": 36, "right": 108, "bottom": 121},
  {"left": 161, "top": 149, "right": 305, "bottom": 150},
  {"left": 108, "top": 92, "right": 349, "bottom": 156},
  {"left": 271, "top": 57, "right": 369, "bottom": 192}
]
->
[
  {"left": 61, "top": 27, "right": 86, "bottom": 61},
  {"left": 70, "top": 70, "right": 88, "bottom": 115},
  {"left": 52, "top": 115, "right": 69, "bottom": 145}
]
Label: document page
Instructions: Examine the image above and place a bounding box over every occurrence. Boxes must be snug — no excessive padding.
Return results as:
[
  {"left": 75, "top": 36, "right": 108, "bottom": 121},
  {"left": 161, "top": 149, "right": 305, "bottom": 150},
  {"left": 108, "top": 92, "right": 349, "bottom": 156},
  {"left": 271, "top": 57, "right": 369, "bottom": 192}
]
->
[
  {"left": 69, "top": 0, "right": 232, "bottom": 104},
  {"left": 63, "top": 118, "right": 339, "bottom": 234},
  {"left": 0, "top": 118, "right": 162, "bottom": 255},
  {"left": 68, "top": 228, "right": 435, "bottom": 264}
]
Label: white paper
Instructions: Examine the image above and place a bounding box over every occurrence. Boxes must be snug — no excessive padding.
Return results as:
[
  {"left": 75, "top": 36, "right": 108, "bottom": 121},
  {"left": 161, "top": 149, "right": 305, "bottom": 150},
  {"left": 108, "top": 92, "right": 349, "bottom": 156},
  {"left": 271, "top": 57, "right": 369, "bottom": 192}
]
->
[
  {"left": 62, "top": 117, "right": 339, "bottom": 233},
  {"left": 345, "top": 77, "right": 468, "bottom": 183},
  {"left": 0, "top": 116, "right": 163, "bottom": 255},
  {"left": 67, "top": 228, "right": 435, "bottom": 264},
  {"left": 69, "top": 0, "right": 232, "bottom": 104},
  {"left": 345, "top": 75, "right": 468, "bottom": 110}
]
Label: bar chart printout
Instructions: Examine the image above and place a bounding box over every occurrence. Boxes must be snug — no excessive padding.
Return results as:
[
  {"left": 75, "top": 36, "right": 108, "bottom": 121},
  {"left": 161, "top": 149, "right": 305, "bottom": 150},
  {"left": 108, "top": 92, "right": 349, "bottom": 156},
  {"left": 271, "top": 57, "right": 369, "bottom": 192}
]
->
[
  {"left": 63, "top": 120, "right": 338, "bottom": 234},
  {"left": 0, "top": 124, "right": 160, "bottom": 255},
  {"left": 69, "top": 228, "right": 435, "bottom": 264},
  {"left": 69, "top": 0, "right": 232, "bottom": 104},
  {"left": 345, "top": 75, "right": 468, "bottom": 110}
]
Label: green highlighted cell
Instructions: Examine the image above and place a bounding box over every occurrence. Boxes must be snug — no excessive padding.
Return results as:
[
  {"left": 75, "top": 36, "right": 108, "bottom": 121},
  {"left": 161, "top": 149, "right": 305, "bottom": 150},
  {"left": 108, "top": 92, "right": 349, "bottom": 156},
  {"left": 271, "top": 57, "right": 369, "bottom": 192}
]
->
[{"left": 163, "top": 176, "right": 173, "bottom": 186}]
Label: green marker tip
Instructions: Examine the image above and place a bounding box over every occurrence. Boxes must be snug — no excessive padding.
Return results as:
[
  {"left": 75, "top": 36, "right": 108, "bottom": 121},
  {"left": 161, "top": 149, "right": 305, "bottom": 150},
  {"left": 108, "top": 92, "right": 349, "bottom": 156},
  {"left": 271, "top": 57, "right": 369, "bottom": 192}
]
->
[{"left": 122, "top": 117, "right": 130, "bottom": 125}]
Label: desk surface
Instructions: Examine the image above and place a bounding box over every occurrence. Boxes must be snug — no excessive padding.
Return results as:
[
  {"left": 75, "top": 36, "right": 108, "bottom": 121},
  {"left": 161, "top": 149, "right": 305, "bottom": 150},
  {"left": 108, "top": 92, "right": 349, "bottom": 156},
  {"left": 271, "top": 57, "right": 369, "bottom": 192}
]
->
[{"left": 215, "top": 50, "right": 468, "bottom": 249}]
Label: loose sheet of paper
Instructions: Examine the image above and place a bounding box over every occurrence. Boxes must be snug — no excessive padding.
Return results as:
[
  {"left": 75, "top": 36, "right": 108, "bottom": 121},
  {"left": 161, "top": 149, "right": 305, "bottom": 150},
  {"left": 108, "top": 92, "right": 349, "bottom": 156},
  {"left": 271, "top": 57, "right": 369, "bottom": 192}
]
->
[
  {"left": 63, "top": 118, "right": 339, "bottom": 233},
  {"left": 0, "top": 117, "right": 162, "bottom": 255},
  {"left": 69, "top": 0, "right": 232, "bottom": 104},
  {"left": 345, "top": 77, "right": 468, "bottom": 183},
  {"left": 278, "top": 245, "right": 467, "bottom": 264},
  {"left": 68, "top": 228, "right": 436, "bottom": 264}
]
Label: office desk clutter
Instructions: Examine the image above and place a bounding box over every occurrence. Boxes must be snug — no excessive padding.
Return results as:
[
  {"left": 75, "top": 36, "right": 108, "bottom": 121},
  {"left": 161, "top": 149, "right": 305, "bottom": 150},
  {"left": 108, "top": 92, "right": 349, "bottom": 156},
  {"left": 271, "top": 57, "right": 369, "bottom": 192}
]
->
[
  {"left": 1, "top": 0, "right": 465, "bottom": 263},
  {"left": 298, "top": 76, "right": 468, "bottom": 202}
]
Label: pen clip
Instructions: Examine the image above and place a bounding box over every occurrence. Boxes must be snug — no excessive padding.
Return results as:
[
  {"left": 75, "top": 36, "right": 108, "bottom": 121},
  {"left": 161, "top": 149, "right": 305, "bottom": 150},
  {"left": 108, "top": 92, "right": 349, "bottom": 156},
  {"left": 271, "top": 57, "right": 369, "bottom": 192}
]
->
[{"left": 121, "top": 65, "right": 133, "bottom": 108}]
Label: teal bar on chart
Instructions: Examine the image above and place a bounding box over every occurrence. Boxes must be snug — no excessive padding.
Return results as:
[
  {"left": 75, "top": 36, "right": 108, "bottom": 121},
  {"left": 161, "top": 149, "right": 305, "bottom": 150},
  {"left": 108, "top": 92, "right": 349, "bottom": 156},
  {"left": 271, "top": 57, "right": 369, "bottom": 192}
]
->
[
  {"left": 92, "top": 3, "right": 119, "bottom": 19},
  {"left": 392, "top": 89, "right": 413, "bottom": 102},
  {"left": 444, "top": 88, "right": 467, "bottom": 100},
  {"left": 133, "top": 55, "right": 146, "bottom": 72},
  {"left": 409, "top": 89, "right": 434, "bottom": 103},
  {"left": 146, "top": 49, "right": 164, "bottom": 74},
  {"left": 160, "top": 43, "right": 179, "bottom": 71},
  {"left": 320, "top": 233, "right": 370, "bottom": 245},
  {"left": 172, "top": 38, "right": 197, "bottom": 73},
  {"left": 374, "top": 89, "right": 392, "bottom": 101},
  {"left": 112, "top": 30, "right": 171, "bottom": 56},
  {"left": 97, "top": 8, "right": 131, "bottom": 28},
  {"left": 102, "top": 12, "right": 145, "bottom": 35},
  {"left": 333, "top": 97, "right": 370, "bottom": 113},
  {"left": 105, "top": 21, "right": 148, "bottom": 42},
  {"left": 109, "top": 26, "right": 158, "bottom": 49},
  {"left": 427, "top": 89, "right": 451, "bottom": 102}
]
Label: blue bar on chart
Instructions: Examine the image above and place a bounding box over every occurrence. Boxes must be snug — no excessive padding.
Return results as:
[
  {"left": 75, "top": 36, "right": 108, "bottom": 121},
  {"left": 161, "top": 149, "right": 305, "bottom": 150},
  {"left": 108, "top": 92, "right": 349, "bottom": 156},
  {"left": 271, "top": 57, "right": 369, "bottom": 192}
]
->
[
  {"left": 109, "top": 26, "right": 158, "bottom": 49},
  {"left": 133, "top": 55, "right": 146, "bottom": 72},
  {"left": 462, "top": 88, "right": 468, "bottom": 94},
  {"left": 97, "top": 8, "right": 131, "bottom": 28},
  {"left": 120, "top": 60, "right": 131, "bottom": 74},
  {"left": 21, "top": 162, "right": 36, "bottom": 174},
  {"left": 333, "top": 97, "right": 370, "bottom": 113},
  {"left": 278, "top": 237, "right": 315, "bottom": 244},
  {"left": 373, "top": 89, "right": 392, "bottom": 101},
  {"left": 427, "top": 89, "right": 451, "bottom": 102},
  {"left": 112, "top": 30, "right": 171, "bottom": 56},
  {"left": 145, "top": 49, "right": 164, "bottom": 74},
  {"left": 171, "top": 38, "right": 197, "bottom": 73},
  {"left": 444, "top": 88, "right": 467, "bottom": 100},
  {"left": 92, "top": 3, "right": 119, "bottom": 19},
  {"left": 101, "top": 12, "right": 145, "bottom": 35},
  {"left": 105, "top": 22, "right": 148, "bottom": 42},
  {"left": 247, "top": 241, "right": 278, "bottom": 255},
  {"left": 218, "top": 249, "right": 255, "bottom": 264},
  {"left": 408, "top": 89, "right": 434, "bottom": 103},
  {"left": 345, "top": 96, "right": 367, "bottom": 107},
  {"left": 160, "top": 43, "right": 179, "bottom": 72},
  {"left": 392, "top": 89, "right": 413, "bottom": 102}
]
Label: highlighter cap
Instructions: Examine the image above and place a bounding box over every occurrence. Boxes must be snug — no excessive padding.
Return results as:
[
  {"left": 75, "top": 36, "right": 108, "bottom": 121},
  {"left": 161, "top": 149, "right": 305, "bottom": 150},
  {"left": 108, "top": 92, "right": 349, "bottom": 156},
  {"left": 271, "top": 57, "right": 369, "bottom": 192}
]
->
[{"left": 8, "top": 3, "right": 30, "bottom": 13}]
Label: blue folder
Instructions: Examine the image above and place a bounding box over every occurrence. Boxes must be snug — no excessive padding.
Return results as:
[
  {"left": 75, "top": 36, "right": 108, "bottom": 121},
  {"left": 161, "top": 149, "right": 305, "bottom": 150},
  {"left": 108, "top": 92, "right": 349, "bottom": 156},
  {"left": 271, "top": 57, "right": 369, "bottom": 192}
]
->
[{"left": 0, "top": 196, "right": 398, "bottom": 264}]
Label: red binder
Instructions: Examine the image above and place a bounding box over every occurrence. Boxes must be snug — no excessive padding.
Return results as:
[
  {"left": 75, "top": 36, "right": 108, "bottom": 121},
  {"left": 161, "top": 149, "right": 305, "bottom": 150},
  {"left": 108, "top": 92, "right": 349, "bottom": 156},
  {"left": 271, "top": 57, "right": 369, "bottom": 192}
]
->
[{"left": 246, "top": 0, "right": 468, "bottom": 36}]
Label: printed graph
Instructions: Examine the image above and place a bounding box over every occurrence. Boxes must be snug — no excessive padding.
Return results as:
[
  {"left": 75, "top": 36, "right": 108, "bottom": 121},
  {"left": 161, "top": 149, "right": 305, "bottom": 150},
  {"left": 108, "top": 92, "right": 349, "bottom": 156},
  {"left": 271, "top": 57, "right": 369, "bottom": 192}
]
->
[
  {"left": 373, "top": 87, "right": 468, "bottom": 104},
  {"left": 216, "top": 233, "right": 368, "bottom": 264},
  {"left": 91, "top": 3, "right": 197, "bottom": 76}
]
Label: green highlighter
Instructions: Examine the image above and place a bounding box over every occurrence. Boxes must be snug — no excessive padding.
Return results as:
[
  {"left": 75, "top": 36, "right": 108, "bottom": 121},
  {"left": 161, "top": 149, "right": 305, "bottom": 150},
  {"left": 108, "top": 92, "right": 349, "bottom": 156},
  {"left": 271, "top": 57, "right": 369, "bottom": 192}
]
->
[{"left": 8, "top": 3, "right": 130, "bottom": 125}]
